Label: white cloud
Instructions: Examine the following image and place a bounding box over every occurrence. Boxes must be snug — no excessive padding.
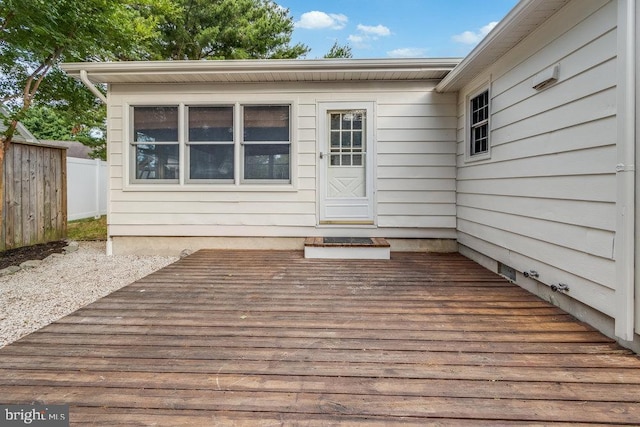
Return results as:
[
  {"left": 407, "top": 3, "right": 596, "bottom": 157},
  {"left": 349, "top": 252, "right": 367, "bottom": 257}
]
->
[
  {"left": 387, "top": 47, "right": 427, "bottom": 58},
  {"left": 347, "top": 35, "right": 365, "bottom": 44},
  {"left": 348, "top": 23, "right": 391, "bottom": 49},
  {"left": 347, "top": 34, "right": 369, "bottom": 49},
  {"left": 452, "top": 21, "right": 498, "bottom": 45},
  {"left": 357, "top": 24, "right": 391, "bottom": 37},
  {"left": 295, "top": 11, "right": 348, "bottom": 30}
]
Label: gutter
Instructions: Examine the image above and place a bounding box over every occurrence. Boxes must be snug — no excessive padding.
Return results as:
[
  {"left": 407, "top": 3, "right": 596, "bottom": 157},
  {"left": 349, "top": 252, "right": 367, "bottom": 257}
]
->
[
  {"left": 615, "top": 0, "right": 636, "bottom": 341},
  {"left": 80, "top": 70, "right": 107, "bottom": 104}
]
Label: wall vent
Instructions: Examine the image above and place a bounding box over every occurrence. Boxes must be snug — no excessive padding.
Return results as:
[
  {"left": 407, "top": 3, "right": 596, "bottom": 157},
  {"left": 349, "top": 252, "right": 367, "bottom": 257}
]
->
[
  {"left": 498, "top": 263, "right": 517, "bottom": 282},
  {"left": 532, "top": 64, "right": 559, "bottom": 90}
]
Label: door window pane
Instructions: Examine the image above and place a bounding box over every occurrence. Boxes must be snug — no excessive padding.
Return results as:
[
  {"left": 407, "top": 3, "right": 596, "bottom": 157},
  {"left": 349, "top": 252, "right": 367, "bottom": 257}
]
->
[
  {"left": 341, "top": 115, "right": 352, "bottom": 130},
  {"left": 353, "top": 132, "right": 362, "bottom": 148},
  {"left": 353, "top": 113, "right": 363, "bottom": 129},
  {"left": 330, "top": 114, "right": 340, "bottom": 130},
  {"left": 331, "top": 132, "right": 340, "bottom": 147},
  {"left": 341, "top": 132, "right": 351, "bottom": 147}
]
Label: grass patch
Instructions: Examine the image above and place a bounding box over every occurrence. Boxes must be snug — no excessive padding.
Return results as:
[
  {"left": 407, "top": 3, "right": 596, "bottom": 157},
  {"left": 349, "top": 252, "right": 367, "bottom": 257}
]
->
[{"left": 67, "top": 215, "right": 107, "bottom": 241}]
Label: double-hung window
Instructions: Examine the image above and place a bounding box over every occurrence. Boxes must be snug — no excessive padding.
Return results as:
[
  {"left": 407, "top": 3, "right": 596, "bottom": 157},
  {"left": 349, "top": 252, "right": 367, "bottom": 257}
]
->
[
  {"left": 130, "top": 104, "right": 291, "bottom": 185},
  {"left": 131, "top": 106, "right": 180, "bottom": 182},
  {"left": 469, "top": 89, "right": 490, "bottom": 158},
  {"left": 187, "top": 106, "right": 234, "bottom": 182},
  {"left": 242, "top": 105, "right": 290, "bottom": 182}
]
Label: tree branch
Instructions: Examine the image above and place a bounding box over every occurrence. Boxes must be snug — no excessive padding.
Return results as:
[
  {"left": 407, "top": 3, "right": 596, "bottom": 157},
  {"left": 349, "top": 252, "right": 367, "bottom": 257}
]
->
[
  {"left": 0, "top": 11, "right": 14, "bottom": 41},
  {"left": 23, "top": 47, "right": 63, "bottom": 107}
]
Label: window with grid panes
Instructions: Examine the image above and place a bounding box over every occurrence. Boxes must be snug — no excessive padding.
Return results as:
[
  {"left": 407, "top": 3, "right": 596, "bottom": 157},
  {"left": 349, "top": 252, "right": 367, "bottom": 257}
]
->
[
  {"left": 470, "top": 90, "right": 489, "bottom": 156},
  {"left": 329, "top": 111, "right": 365, "bottom": 167}
]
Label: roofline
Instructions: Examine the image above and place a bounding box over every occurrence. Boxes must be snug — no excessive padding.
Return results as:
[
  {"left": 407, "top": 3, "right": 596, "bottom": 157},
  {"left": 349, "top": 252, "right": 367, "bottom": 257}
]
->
[
  {"left": 0, "top": 105, "right": 38, "bottom": 143},
  {"left": 61, "top": 57, "right": 462, "bottom": 83},
  {"left": 436, "top": 0, "right": 543, "bottom": 92}
]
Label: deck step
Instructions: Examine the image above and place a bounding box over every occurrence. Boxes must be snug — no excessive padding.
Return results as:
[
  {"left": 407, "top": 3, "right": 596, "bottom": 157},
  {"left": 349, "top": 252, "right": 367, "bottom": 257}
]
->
[{"left": 304, "top": 237, "right": 390, "bottom": 259}]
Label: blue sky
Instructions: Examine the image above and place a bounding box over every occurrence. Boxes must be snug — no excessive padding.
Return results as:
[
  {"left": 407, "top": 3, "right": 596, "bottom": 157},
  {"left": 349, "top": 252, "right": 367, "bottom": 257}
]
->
[{"left": 277, "top": 0, "right": 519, "bottom": 59}]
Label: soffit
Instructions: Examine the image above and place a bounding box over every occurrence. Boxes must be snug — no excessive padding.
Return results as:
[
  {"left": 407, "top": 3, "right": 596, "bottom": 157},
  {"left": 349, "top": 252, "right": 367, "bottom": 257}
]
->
[
  {"left": 437, "top": 0, "right": 572, "bottom": 92},
  {"left": 61, "top": 58, "right": 461, "bottom": 85}
]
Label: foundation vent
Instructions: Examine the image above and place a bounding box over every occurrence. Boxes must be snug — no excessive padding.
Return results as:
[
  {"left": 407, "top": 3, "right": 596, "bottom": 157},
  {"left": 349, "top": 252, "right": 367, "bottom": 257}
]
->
[{"left": 498, "top": 263, "right": 516, "bottom": 282}]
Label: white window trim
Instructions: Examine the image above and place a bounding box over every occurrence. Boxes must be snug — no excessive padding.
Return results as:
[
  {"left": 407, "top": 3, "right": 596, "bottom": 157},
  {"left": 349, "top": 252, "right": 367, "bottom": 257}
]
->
[
  {"left": 129, "top": 104, "right": 181, "bottom": 185},
  {"left": 240, "top": 104, "right": 292, "bottom": 184},
  {"left": 185, "top": 104, "right": 236, "bottom": 185},
  {"left": 465, "top": 85, "right": 491, "bottom": 162},
  {"left": 124, "top": 101, "right": 297, "bottom": 191}
]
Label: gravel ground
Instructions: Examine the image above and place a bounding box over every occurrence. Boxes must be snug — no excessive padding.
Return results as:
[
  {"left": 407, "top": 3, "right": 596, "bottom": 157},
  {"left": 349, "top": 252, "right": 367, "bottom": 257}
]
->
[{"left": 0, "top": 241, "right": 178, "bottom": 348}]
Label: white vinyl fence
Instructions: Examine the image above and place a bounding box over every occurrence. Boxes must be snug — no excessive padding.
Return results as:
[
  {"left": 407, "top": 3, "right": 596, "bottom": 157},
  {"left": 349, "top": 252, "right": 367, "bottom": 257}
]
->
[{"left": 67, "top": 158, "right": 107, "bottom": 221}]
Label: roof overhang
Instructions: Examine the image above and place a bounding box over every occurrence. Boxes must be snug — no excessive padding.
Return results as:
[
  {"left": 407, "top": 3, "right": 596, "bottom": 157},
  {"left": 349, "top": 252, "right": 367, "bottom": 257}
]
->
[
  {"left": 61, "top": 58, "right": 461, "bottom": 85},
  {"left": 436, "top": 0, "right": 571, "bottom": 92}
]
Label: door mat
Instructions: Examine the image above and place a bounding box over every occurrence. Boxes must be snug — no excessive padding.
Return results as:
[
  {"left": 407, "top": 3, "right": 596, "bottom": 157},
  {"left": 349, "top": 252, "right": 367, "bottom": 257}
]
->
[{"left": 323, "top": 237, "right": 374, "bottom": 245}]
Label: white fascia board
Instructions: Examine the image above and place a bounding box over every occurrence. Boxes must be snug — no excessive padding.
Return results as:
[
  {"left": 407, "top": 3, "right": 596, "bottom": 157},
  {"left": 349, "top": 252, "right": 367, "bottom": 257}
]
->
[
  {"left": 436, "top": 0, "right": 545, "bottom": 93},
  {"left": 60, "top": 58, "right": 461, "bottom": 84}
]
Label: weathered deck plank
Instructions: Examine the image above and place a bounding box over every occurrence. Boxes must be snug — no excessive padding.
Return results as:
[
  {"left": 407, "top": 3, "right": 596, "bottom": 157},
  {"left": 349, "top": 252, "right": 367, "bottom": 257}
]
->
[{"left": 1, "top": 250, "right": 639, "bottom": 425}]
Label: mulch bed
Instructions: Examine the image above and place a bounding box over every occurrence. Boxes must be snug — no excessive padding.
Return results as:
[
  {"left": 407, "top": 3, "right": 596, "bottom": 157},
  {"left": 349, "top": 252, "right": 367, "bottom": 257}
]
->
[{"left": 0, "top": 241, "right": 67, "bottom": 270}]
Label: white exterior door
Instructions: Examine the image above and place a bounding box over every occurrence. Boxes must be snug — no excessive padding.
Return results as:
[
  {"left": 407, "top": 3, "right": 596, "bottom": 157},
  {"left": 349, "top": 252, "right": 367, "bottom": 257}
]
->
[{"left": 318, "top": 102, "right": 375, "bottom": 224}]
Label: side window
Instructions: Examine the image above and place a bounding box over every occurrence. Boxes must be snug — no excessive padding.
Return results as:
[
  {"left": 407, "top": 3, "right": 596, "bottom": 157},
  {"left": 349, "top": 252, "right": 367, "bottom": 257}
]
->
[
  {"left": 187, "top": 106, "right": 234, "bottom": 182},
  {"left": 131, "top": 106, "right": 179, "bottom": 181},
  {"left": 242, "top": 105, "right": 290, "bottom": 182},
  {"left": 469, "top": 89, "right": 489, "bottom": 158}
]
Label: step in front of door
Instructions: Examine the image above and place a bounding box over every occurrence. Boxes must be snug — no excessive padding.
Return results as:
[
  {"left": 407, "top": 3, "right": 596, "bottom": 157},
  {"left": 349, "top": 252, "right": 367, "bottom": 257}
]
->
[{"left": 303, "top": 237, "right": 390, "bottom": 260}]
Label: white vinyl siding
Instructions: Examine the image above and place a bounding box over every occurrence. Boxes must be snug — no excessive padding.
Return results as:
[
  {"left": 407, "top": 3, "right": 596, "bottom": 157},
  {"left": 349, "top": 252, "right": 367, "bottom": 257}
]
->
[
  {"left": 106, "top": 81, "right": 457, "bottom": 238},
  {"left": 376, "top": 93, "right": 457, "bottom": 230},
  {"left": 456, "top": 0, "right": 618, "bottom": 316}
]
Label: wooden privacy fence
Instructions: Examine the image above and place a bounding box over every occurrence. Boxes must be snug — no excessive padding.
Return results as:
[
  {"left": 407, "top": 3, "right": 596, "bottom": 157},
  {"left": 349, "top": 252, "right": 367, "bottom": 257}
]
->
[{"left": 1, "top": 141, "right": 67, "bottom": 251}]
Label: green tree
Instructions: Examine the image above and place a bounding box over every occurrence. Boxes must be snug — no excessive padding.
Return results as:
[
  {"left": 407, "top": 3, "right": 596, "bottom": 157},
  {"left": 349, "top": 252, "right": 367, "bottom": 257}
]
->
[
  {"left": 21, "top": 104, "right": 106, "bottom": 160},
  {"left": 151, "top": 0, "right": 309, "bottom": 60},
  {"left": 0, "top": 0, "right": 161, "bottom": 228},
  {"left": 19, "top": 106, "right": 72, "bottom": 140},
  {"left": 4, "top": 0, "right": 308, "bottom": 164},
  {"left": 324, "top": 41, "right": 353, "bottom": 59}
]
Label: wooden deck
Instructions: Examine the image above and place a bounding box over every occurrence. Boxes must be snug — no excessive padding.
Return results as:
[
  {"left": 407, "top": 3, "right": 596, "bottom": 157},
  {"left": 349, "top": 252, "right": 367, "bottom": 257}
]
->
[{"left": 1, "top": 250, "right": 639, "bottom": 425}]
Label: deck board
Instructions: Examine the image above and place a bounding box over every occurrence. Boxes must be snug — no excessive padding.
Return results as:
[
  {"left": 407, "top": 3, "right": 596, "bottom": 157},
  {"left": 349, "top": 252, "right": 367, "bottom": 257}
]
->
[{"left": 1, "top": 250, "right": 639, "bottom": 425}]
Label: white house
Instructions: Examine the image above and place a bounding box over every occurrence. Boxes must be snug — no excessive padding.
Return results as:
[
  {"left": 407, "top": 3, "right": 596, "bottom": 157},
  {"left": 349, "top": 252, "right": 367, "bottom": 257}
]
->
[
  {"left": 62, "top": 0, "right": 640, "bottom": 352},
  {"left": 62, "top": 58, "right": 462, "bottom": 254}
]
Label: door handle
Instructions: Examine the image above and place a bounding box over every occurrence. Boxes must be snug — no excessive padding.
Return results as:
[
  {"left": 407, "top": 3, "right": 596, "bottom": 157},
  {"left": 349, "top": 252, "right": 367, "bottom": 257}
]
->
[{"left": 319, "top": 152, "right": 325, "bottom": 159}]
